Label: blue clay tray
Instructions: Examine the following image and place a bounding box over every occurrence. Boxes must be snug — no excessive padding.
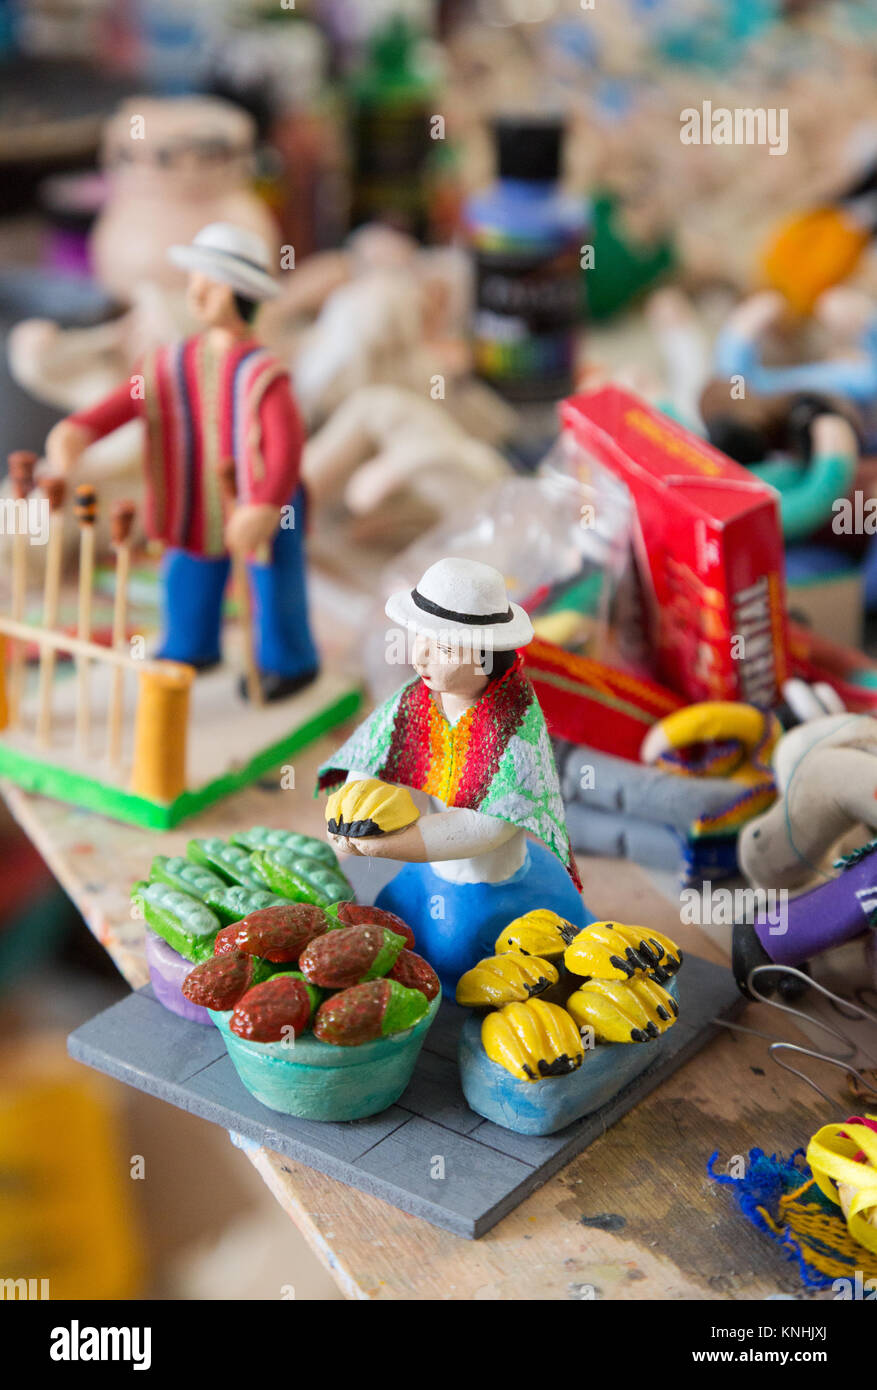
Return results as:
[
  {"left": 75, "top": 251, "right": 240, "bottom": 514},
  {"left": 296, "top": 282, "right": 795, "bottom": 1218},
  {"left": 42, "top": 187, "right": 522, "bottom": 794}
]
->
[
  {"left": 459, "top": 981, "right": 680, "bottom": 1136},
  {"left": 67, "top": 952, "right": 742, "bottom": 1238}
]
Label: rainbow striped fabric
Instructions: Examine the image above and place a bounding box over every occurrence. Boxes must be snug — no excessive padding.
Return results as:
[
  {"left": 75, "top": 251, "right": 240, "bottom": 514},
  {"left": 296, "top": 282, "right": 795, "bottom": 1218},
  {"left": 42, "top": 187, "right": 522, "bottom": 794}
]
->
[
  {"left": 140, "top": 336, "right": 290, "bottom": 556},
  {"left": 318, "top": 657, "right": 582, "bottom": 890}
]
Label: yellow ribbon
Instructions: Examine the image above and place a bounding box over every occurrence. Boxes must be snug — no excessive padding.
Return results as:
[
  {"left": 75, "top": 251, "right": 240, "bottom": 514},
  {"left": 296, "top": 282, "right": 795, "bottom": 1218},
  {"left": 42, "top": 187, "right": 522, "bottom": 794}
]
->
[{"left": 806, "top": 1117, "right": 877, "bottom": 1256}]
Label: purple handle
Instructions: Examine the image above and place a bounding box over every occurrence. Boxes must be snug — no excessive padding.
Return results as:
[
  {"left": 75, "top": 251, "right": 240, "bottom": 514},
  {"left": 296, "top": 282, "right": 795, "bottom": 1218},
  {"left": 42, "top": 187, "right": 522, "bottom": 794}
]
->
[{"left": 754, "top": 850, "right": 877, "bottom": 965}]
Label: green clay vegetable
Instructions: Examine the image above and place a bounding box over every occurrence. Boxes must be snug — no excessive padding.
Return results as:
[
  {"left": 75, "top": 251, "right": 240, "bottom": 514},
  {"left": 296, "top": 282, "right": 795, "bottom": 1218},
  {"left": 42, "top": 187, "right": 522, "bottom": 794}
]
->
[
  {"left": 231, "top": 826, "right": 338, "bottom": 869},
  {"left": 250, "top": 847, "right": 353, "bottom": 907},
  {"left": 186, "top": 838, "right": 267, "bottom": 890},
  {"left": 149, "top": 855, "right": 226, "bottom": 901},
  {"left": 133, "top": 880, "right": 220, "bottom": 962},
  {"left": 203, "top": 884, "right": 288, "bottom": 927}
]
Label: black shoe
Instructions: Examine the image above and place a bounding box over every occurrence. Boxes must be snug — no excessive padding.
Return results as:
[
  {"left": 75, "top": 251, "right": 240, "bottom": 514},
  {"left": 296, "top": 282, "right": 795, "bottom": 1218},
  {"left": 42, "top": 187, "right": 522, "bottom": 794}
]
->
[
  {"left": 238, "top": 667, "right": 320, "bottom": 703},
  {"left": 155, "top": 652, "right": 221, "bottom": 674},
  {"left": 731, "top": 921, "right": 813, "bottom": 1001},
  {"left": 731, "top": 919, "right": 773, "bottom": 998}
]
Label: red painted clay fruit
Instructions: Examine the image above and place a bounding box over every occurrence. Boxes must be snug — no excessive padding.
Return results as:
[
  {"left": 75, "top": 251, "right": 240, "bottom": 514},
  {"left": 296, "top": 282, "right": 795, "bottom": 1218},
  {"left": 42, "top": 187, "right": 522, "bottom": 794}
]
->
[
  {"left": 388, "top": 949, "right": 440, "bottom": 1001},
  {"left": 299, "top": 923, "right": 405, "bottom": 989},
  {"left": 333, "top": 900, "right": 416, "bottom": 950},
  {"left": 214, "top": 902, "right": 328, "bottom": 963},
  {"left": 182, "top": 950, "right": 256, "bottom": 1011},
  {"left": 230, "top": 975, "right": 312, "bottom": 1042},
  {"left": 313, "top": 978, "right": 428, "bottom": 1046}
]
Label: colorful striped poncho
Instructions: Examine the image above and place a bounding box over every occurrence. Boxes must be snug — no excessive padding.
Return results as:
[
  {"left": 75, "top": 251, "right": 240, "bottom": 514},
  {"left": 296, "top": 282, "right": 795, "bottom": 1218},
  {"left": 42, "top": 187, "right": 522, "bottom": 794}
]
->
[
  {"left": 69, "top": 335, "right": 302, "bottom": 557},
  {"left": 317, "top": 658, "right": 582, "bottom": 890}
]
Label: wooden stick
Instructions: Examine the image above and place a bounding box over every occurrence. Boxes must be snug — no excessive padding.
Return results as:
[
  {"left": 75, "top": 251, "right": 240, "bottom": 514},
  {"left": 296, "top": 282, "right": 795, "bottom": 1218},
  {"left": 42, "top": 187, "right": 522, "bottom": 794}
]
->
[
  {"left": 107, "top": 500, "right": 136, "bottom": 767},
  {"left": 7, "top": 451, "right": 37, "bottom": 726},
  {"left": 217, "top": 458, "right": 263, "bottom": 706},
  {"left": 0, "top": 614, "right": 178, "bottom": 674},
  {"left": 74, "top": 484, "right": 97, "bottom": 753},
  {"left": 35, "top": 476, "right": 65, "bottom": 747}
]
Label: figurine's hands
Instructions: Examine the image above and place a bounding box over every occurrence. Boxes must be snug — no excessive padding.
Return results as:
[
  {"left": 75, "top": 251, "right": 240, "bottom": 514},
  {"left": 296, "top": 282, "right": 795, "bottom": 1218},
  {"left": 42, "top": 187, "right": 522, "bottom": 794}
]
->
[
  {"left": 44, "top": 419, "right": 94, "bottom": 477},
  {"left": 328, "top": 823, "right": 428, "bottom": 862},
  {"left": 327, "top": 832, "right": 355, "bottom": 856},
  {"left": 224, "top": 503, "right": 281, "bottom": 558}
]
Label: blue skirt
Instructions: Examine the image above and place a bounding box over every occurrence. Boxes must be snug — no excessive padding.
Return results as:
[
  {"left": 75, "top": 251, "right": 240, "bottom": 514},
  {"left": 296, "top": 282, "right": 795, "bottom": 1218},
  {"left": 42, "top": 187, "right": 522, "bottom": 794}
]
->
[{"left": 375, "top": 840, "right": 593, "bottom": 993}]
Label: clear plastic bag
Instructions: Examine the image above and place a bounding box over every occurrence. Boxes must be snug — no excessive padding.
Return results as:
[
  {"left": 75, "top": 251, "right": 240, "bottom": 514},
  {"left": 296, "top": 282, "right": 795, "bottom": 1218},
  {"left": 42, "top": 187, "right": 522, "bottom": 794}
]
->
[{"left": 363, "top": 431, "right": 635, "bottom": 699}]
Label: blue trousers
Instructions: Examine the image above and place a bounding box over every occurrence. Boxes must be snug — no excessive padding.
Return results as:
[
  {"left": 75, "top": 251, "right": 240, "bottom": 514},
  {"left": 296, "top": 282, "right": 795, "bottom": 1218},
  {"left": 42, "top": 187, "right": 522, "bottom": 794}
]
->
[{"left": 155, "top": 486, "right": 318, "bottom": 678}]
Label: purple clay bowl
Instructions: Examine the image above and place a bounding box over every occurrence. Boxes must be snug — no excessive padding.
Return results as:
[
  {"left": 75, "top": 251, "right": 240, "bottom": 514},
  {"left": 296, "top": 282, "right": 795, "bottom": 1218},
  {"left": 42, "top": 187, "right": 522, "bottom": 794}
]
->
[{"left": 145, "top": 930, "right": 213, "bottom": 1026}]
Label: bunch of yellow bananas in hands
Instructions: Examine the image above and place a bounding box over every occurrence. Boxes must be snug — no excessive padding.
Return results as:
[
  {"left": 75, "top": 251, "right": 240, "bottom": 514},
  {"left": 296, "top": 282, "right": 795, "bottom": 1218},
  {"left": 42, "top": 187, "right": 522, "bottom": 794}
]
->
[{"left": 325, "top": 778, "right": 420, "bottom": 839}]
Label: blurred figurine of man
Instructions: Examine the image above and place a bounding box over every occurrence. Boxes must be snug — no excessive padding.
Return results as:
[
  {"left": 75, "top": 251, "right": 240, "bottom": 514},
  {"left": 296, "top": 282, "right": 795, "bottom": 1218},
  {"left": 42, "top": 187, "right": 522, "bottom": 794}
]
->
[{"left": 45, "top": 222, "right": 318, "bottom": 701}]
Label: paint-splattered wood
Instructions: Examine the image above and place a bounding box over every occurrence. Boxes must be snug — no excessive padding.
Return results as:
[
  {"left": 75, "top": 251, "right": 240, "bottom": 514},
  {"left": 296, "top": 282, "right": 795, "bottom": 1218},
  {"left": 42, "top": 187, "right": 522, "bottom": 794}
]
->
[
  {"left": 246, "top": 1005, "right": 832, "bottom": 1301},
  {"left": 0, "top": 741, "right": 836, "bottom": 1298}
]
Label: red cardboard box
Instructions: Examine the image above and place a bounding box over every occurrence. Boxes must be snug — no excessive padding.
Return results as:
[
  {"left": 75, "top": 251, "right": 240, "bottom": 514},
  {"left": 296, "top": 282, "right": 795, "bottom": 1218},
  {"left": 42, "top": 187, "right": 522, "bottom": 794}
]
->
[{"left": 562, "top": 386, "right": 789, "bottom": 707}]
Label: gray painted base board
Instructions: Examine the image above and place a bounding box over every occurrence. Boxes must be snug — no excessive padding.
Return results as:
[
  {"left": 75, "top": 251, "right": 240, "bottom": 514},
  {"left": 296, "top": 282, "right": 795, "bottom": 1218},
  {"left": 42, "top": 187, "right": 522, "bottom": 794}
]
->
[{"left": 67, "top": 952, "right": 743, "bottom": 1238}]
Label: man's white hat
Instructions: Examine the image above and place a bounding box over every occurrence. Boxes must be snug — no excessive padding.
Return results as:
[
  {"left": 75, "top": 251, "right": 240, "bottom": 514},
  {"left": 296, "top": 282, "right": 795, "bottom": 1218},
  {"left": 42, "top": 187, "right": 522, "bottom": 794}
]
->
[
  {"left": 385, "top": 557, "right": 534, "bottom": 651},
  {"left": 168, "top": 222, "right": 279, "bottom": 300}
]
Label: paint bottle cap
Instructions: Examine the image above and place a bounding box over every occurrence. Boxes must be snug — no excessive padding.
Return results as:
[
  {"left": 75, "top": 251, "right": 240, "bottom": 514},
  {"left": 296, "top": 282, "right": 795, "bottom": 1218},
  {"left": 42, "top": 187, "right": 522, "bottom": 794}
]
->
[{"left": 494, "top": 116, "right": 564, "bottom": 183}]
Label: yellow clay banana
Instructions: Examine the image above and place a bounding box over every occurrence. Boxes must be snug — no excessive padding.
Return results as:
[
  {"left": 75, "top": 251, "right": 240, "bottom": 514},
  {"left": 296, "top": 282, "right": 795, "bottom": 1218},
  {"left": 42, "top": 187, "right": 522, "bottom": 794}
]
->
[
  {"left": 325, "top": 778, "right": 420, "bottom": 838},
  {"left": 482, "top": 998, "right": 584, "bottom": 1082},
  {"left": 456, "top": 951, "right": 558, "bottom": 1007},
  {"left": 564, "top": 920, "right": 682, "bottom": 984},
  {"left": 494, "top": 908, "right": 579, "bottom": 961},
  {"left": 607, "top": 922, "right": 682, "bottom": 983},
  {"left": 566, "top": 975, "right": 678, "bottom": 1043}
]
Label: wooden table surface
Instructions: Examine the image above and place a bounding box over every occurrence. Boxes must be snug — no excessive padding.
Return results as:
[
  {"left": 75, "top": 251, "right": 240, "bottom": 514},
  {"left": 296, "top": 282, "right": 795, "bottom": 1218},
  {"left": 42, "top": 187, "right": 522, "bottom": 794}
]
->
[{"left": 0, "top": 728, "right": 842, "bottom": 1301}]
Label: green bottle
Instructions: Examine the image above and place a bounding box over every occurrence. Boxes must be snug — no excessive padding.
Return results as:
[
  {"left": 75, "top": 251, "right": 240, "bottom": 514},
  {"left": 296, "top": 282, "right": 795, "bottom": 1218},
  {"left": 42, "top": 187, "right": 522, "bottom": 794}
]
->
[{"left": 348, "top": 15, "right": 436, "bottom": 240}]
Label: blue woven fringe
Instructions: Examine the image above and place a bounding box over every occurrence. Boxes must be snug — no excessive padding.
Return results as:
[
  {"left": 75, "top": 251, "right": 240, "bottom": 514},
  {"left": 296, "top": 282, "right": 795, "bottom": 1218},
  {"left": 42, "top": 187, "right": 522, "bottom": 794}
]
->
[{"left": 708, "top": 1147, "right": 834, "bottom": 1290}]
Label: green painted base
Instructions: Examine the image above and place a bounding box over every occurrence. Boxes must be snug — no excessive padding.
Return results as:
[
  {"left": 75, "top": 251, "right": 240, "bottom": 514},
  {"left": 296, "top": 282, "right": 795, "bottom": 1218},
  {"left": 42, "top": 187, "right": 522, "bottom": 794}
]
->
[{"left": 0, "top": 687, "right": 361, "bottom": 829}]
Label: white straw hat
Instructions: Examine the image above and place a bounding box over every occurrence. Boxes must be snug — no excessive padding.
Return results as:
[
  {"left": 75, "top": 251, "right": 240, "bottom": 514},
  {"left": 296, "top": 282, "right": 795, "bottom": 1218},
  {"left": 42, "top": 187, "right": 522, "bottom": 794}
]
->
[
  {"left": 385, "top": 557, "right": 534, "bottom": 651},
  {"left": 167, "top": 222, "right": 279, "bottom": 300}
]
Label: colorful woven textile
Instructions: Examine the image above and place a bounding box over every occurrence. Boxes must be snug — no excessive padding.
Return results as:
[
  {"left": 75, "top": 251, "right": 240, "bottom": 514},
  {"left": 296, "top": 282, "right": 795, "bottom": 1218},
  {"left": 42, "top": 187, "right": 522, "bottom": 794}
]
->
[
  {"left": 709, "top": 1126, "right": 877, "bottom": 1290},
  {"left": 523, "top": 638, "right": 683, "bottom": 761},
  {"left": 317, "top": 656, "right": 582, "bottom": 890},
  {"left": 807, "top": 1116, "right": 877, "bottom": 1257},
  {"left": 653, "top": 712, "right": 781, "bottom": 838},
  {"left": 70, "top": 335, "right": 301, "bottom": 556}
]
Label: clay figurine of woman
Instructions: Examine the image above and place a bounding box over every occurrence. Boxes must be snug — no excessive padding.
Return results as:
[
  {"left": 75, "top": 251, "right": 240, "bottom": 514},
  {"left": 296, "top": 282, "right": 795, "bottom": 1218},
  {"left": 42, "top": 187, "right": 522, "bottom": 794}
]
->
[{"left": 318, "top": 558, "right": 592, "bottom": 989}]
